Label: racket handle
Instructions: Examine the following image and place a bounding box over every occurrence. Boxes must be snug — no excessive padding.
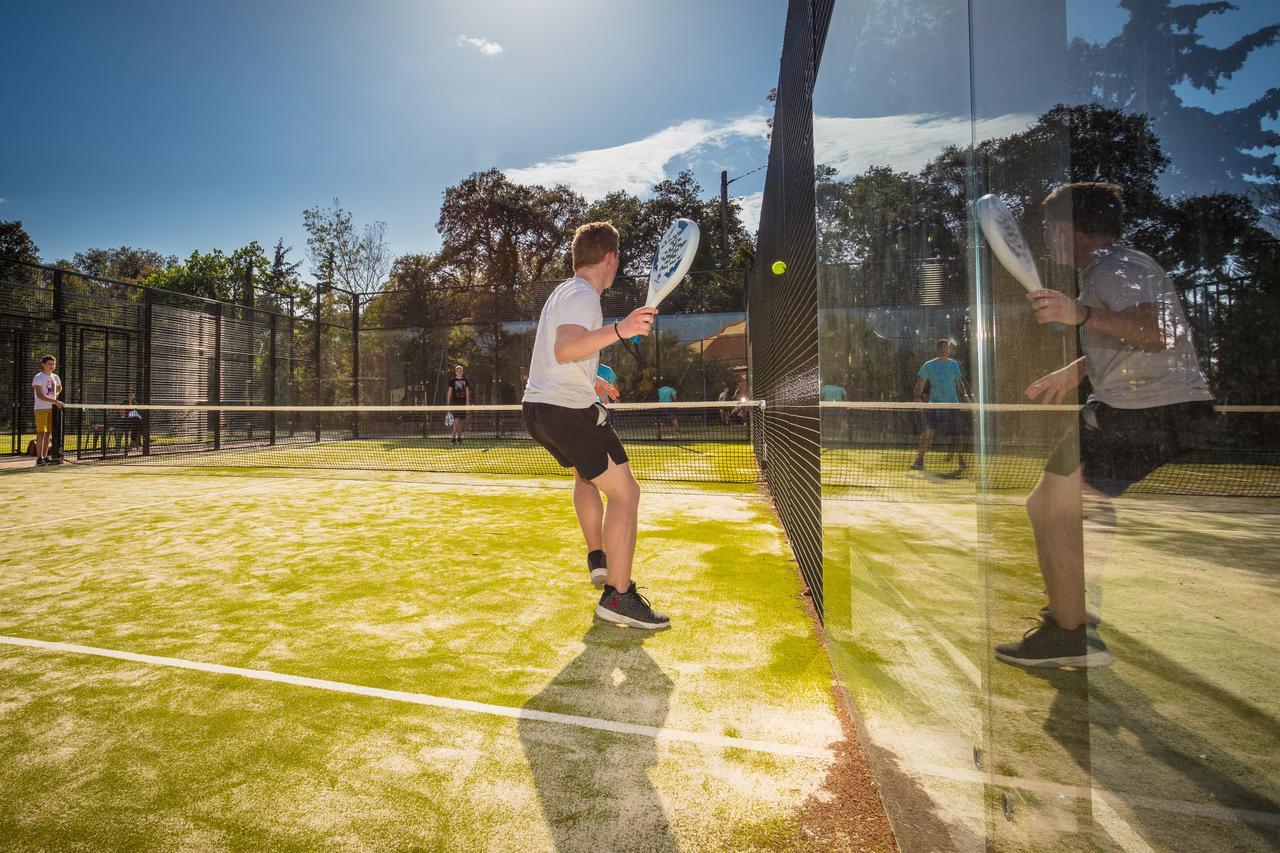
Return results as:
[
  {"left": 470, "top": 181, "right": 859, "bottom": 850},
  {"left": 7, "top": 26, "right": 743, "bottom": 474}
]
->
[{"left": 631, "top": 335, "right": 641, "bottom": 344}]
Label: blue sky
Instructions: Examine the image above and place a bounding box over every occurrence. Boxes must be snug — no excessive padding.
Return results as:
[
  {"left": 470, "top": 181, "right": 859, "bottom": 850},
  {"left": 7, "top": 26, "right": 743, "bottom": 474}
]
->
[
  {"left": 4, "top": 1, "right": 1276, "bottom": 276},
  {"left": 3, "top": 0, "right": 784, "bottom": 271}
]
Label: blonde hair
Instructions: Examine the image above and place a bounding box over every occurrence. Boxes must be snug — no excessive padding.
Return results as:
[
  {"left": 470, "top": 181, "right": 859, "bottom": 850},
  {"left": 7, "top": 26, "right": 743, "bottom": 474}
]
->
[{"left": 572, "top": 221, "right": 620, "bottom": 269}]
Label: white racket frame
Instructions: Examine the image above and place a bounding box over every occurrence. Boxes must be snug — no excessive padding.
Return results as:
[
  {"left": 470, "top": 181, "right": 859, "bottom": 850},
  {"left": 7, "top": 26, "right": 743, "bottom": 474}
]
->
[{"left": 646, "top": 218, "right": 700, "bottom": 308}]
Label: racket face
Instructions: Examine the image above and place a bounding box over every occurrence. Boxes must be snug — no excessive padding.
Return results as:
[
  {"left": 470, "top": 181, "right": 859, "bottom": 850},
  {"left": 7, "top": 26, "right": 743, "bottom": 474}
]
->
[
  {"left": 975, "top": 194, "right": 1042, "bottom": 292},
  {"left": 646, "top": 218, "right": 700, "bottom": 308}
]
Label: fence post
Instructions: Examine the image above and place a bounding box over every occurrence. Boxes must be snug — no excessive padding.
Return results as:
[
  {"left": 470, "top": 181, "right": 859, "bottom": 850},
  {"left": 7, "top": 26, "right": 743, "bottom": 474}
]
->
[
  {"left": 142, "top": 288, "right": 152, "bottom": 455},
  {"left": 212, "top": 302, "right": 222, "bottom": 450},
  {"left": 53, "top": 268, "right": 66, "bottom": 462},
  {"left": 269, "top": 312, "right": 277, "bottom": 446},
  {"left": 351, "top": 291, "right": 360, "bottom": 438}
]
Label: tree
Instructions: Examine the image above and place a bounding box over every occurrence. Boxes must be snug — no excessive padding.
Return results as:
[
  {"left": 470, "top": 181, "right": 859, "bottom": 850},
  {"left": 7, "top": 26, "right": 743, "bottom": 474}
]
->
[
  {"left": 1069, "top": 0, "right": 1280, "bottom": 196},
  {"left": 435, "top": 169, "right": 586, "bottom": 287},
  {"left": 0, "top": 220, "right": 41, "bottom": 283},
  {"left": 73, "top": 246, "right": 176, "bottom": 282},
  {"left": 302, "top": 198, "right": 392, "bottom": 297},
  {"left": 141, "top": 249, "right": 239, "bottom": 301},
  {"left": 264, "top": 238, "right": 305, "bottom": 310}
]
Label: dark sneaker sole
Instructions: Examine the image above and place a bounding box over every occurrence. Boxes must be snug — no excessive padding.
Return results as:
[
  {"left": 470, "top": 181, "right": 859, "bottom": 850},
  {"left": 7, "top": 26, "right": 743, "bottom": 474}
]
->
[
  {"left": 995, "top": 649, "right": 1112, "bottom": 669},
  {"left": 594, "top": 604, "right": 669, "bottom": 630}
]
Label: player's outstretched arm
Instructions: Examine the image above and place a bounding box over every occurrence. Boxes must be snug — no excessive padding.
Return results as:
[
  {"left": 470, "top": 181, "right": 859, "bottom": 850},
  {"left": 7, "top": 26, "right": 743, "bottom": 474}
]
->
[{"left": 555, "top": 307, "right": 656, "bottom": 364}]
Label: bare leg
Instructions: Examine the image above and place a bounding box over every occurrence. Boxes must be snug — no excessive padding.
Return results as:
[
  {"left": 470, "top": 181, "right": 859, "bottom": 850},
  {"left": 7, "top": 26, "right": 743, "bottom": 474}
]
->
[
  {"left": 572, "top": 470, "right": 604, "bottom": 552},
  {"left": 36, "top": 430, "right": 49, "bottom": 459},
  {"left": 914, "top": 428, "right": 935, "bottom": 464},
  {"left": 1025, "top": 470, "right": 1089, "bottom": 630},
  {"left": 590, "top": 457, "right": 641, "bottom": 590}
]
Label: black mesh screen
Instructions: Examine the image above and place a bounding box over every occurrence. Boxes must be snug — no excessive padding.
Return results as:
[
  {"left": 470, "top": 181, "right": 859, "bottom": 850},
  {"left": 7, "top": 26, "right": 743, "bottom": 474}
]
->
[{"left": 750, "top": 0, "right": 834, "bottom": 616}]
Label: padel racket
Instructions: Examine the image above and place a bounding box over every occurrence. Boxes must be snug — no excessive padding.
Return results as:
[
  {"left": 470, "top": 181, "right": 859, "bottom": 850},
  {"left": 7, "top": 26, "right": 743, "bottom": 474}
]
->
[
  {"left": 646, "top": 218, "right": 700, "bottom": 308},
  {"left": 620, "top": 218, "right": 701, "bottom": 359},
  {"left": 975, "top": 194, "right": 1041, "bottom": 293}
]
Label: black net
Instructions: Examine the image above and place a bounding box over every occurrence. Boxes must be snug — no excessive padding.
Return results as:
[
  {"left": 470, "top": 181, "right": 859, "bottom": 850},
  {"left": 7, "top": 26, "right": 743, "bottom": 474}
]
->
[
  {"left": 63, "top": 401, "right": 764, "bottom": 487},
  {"left": 746, "top": 0, "right": 835, "bottom": 611},
  {"left": 822, "top": 403, "right": 1280, "bottom": 500}
]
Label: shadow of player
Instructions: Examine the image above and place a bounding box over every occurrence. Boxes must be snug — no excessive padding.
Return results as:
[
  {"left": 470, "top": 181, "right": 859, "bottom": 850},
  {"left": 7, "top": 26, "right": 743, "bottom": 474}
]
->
[{"left": 518, "top": 622, "right": 676, "bottom": 853}]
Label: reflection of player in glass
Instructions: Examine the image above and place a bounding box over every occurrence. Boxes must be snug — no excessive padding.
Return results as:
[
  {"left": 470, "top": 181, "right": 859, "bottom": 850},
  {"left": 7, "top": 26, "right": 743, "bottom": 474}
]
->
[
  {"left": 910, "top": 339, "right": 969, "bottom": 472},
  {"left": 446, "top": 364, "right": 471, "bottom": 446},
  {"left": 996, "top": 183, "right": 1213, "bottom": 669}
]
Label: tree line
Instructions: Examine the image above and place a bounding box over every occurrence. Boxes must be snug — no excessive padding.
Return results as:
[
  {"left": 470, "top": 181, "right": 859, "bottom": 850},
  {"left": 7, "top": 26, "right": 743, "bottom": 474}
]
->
[{"left": 1, "top": 168, "right": 756, "bottom": 328}]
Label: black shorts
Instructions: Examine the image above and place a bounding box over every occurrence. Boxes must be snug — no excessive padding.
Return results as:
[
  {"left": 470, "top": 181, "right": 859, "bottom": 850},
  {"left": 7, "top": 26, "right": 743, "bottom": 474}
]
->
[
  {"left": 1045, "top": 400, "right": 1214, "bottom": 497},
  {"left": 448, "top": 409, "right": 467, "bottom": 421},
  {"left": 924, "top": 408, "right": 966, "bottom": 437},
  {"left": 522, "top": 401, "right": 628, "bottom": 481}
]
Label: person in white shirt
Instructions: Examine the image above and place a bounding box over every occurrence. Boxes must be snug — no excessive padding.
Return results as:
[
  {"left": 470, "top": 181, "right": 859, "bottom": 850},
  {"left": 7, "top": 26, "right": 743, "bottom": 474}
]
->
[
  {"left": 32, "top": 355, "right": 63, "bottom": 465},
  {"left": 522, "top": 221, "right": 667, "bottom": 629}
]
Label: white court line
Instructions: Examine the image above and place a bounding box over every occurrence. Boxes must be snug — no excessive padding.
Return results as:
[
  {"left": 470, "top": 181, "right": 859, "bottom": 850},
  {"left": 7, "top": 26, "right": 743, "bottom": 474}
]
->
[
  {"left": 0, "top": 635, "right": 830, "bottom": 761},
  {"left": 0, "top": 480, "right": 277, "bottom": 533}
]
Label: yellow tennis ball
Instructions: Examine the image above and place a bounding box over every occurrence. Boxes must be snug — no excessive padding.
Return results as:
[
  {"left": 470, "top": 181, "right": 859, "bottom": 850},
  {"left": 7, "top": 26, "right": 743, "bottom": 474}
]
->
[{"left": 771, "top": 260, "right": 787, "bottom": 275}]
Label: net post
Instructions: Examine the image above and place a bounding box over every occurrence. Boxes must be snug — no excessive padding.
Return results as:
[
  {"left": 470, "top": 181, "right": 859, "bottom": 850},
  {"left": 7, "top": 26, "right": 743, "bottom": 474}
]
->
[{"left": 212, "top": 302, "right": 222, "bottom": 451}]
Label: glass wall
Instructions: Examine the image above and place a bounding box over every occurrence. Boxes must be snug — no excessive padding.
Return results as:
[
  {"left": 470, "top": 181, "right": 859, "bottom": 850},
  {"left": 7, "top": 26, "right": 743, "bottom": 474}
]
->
[{"left": 816, "top": 1, "right": 1279, "bottom": 849}]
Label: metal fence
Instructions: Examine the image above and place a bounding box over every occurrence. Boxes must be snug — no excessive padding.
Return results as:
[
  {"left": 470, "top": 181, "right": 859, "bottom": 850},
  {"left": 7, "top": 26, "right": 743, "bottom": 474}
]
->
[{"left": 1, "top": 258, "right": 747, "bottom": 458}]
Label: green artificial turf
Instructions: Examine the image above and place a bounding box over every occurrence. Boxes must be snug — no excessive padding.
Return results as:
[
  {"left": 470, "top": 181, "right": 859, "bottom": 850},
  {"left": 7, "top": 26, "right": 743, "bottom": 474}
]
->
[
  {"left": 823, "top": 489, "right": 1280, "bottom": 851},
  {"left": 0, "top": 467, "right": 841, "bottom": 851}
]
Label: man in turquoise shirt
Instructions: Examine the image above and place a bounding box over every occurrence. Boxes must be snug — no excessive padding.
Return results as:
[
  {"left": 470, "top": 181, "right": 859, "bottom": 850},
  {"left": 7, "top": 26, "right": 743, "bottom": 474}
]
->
[
  {"left": 656, "top": 381, "right": 680, "bottom": 436},
  {"left": 911, "top": 338, "right": 969, "bottom": 471}
]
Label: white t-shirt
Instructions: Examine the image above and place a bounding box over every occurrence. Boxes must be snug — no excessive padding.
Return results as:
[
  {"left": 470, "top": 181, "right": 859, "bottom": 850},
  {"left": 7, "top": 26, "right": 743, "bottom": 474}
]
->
[
  {"left": 523, "top": 277, "right": 603, "bottom": 408},
  {"left": 32, "top": 372, "right": 61, "bottom": 410},
  {"left": 1079, "top": 246, "right": 1212, "bottom": 408}
]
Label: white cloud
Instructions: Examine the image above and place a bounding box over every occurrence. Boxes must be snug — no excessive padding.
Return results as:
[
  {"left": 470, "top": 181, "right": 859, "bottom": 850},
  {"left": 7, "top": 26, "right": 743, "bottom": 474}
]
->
[
  {"left": 504, "top": 114, "right": 769, "bottom": 201},
  {"left": 735, "top": 191, "right": 763, "bottom": 236},
  {"left": 455, "top": 35, "right": 504, "bottom": 56},
  {"left": 0, "top": 197, "right": 8, "bottom": 204},
  {"left": 814, "top": 113, "right": 1035, "bottom": 179}
]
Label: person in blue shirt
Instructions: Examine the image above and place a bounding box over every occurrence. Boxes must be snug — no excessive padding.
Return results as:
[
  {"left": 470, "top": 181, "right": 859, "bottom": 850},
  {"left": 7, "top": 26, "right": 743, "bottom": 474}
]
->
[
  {"left": 656, "top": 381, "right": 680, "bottom": 436},
  {"left": 820, "top": 382, "right": 847, "bottom": 402},
  {"left": 911, "top": 339, "right": 970, "bottom": 471},
  {"left": 596, "top": 363, "right": 618, "bottom": 426}
]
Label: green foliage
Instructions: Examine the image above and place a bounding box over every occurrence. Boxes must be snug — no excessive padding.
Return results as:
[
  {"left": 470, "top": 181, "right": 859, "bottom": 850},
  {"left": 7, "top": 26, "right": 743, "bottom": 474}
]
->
[
  {"left": 435, "top": 169, "right": 586, "bottom": 287},
  {"left": 0, "top": 220, "right": 41, "bottom": 283},
  {"left": 142, "top": 248, "right": 241, "bottom": 301},
  {"left": 72, "top": 246, "right": 176, "bottom": 282}
]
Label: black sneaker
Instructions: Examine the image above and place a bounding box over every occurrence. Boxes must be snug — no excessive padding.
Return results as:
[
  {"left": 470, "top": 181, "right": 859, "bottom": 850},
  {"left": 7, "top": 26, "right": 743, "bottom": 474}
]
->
[
  {"left": 35, "top": 458, "right": 47, "bottom": 466},
  {"left": 587, "top": 550, "right": 607, "bottom": 589},
  {"left": 596, "top": 583, "right": 670, "bottom": 630},
  {"left": 910, "top": 459, "right": 925, "bottom": 471},
  {"left": 996, "top": 613, "right": 1111, "bottom": 668}
]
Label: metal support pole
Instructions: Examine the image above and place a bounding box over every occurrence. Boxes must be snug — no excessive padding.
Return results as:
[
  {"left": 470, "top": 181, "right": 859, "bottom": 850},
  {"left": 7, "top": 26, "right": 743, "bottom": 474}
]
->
[
  {"left": 720, "top": 170, "right": 730, "bottom": 267},
  {"left": 212, "top": 303, "right": 222, "bottom": 450},
  {"left": 269, "top": 313, "right": 277, "bottom": 446},
  {"left": 53, "top": 269, "right": 66, "bottom": 462},
  {"left": 142, "top": 289, "right": 152, "bottom": 455},
  {"left": 351, "top": 291, "right": 360, "bottom": 437}
]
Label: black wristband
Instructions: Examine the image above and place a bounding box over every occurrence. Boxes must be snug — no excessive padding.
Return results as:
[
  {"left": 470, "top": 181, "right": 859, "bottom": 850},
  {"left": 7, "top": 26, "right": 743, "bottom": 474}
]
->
[{"left": 614, "top": 322, "right": 623, "bottom": 341}]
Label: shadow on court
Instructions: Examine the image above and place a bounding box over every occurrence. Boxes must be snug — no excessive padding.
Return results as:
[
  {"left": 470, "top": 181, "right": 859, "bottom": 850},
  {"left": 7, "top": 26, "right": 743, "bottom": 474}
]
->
[
  {"left": 518, "top": 622, "right": 675, "bottom": 853},
  {"left": 1026, "top": 658, "right": 1280, "bottom": 851}
]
